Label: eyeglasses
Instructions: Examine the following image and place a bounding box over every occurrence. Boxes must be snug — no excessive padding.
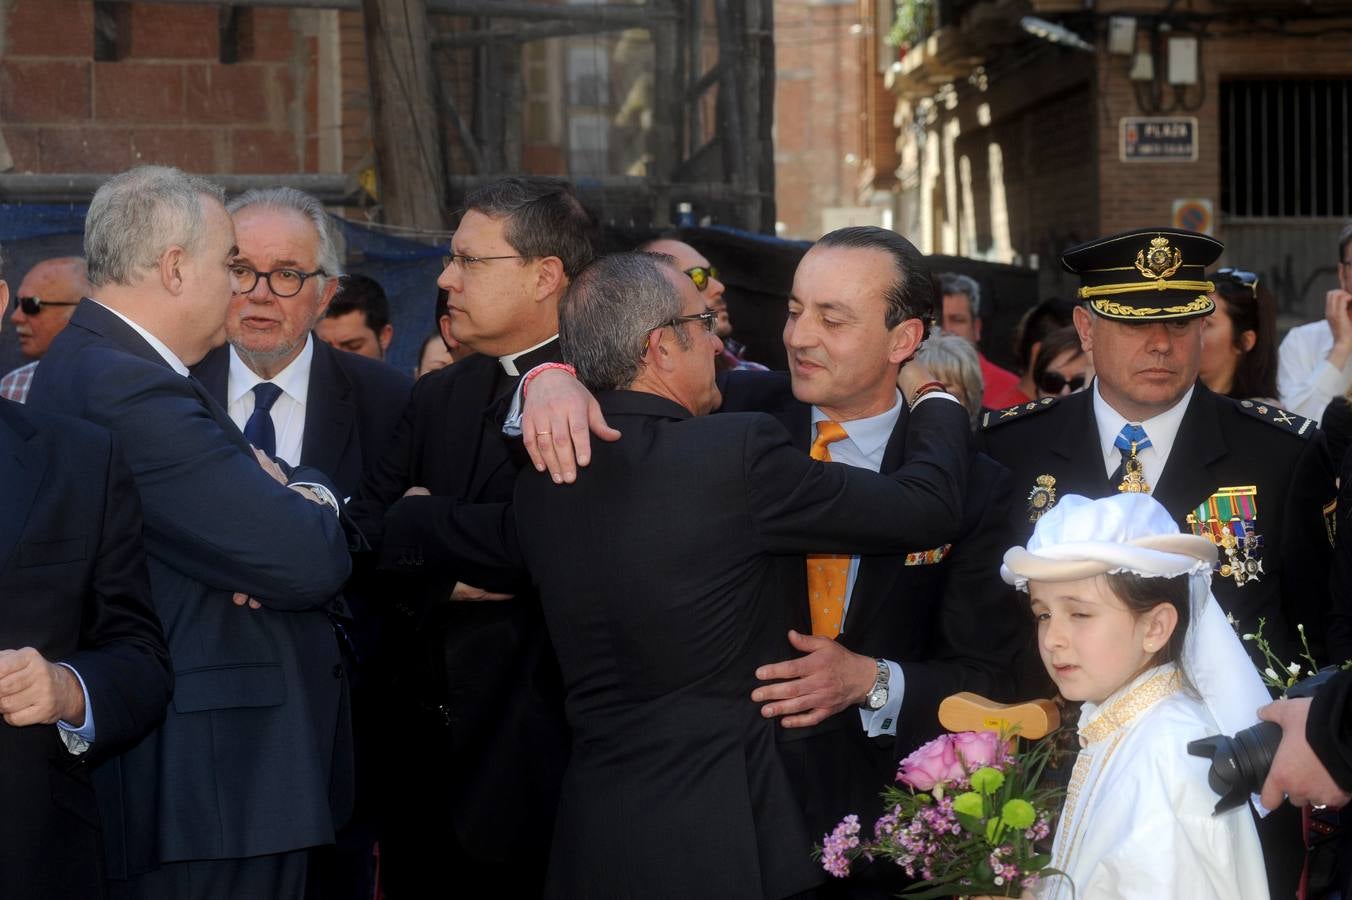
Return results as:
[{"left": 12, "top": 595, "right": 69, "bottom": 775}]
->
[
  {"left": 230, "top": 264, "right": 326, "bottom": 298},
  {"left": 1215, "top": 267, "right": 1259, "bottom": 297},
  {"left": 13, "top": 296, "right": 79, "bottom": 315},
  {"left": 661, "top": 311, "right": 718, "bottom": 334},
  {"left": 442, "top": 253, "right": 525, "bottom": 270},
  {"left": 683, "top": 266, "right": 719, "bottom": 292},
  {"left": 1037, "top": 371, "right": 1086, "bottom": 395}
]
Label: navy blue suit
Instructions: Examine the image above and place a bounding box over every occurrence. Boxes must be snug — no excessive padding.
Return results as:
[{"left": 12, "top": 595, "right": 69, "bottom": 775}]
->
[
  {"left": 191, "top": 339, "right": 412, "bottom": 502},
  {"left": 0, "top": 399, "right": 170, "bottom": 900},
  {"left": 29, "top": 301, "right": 354, "bottom": 884}
]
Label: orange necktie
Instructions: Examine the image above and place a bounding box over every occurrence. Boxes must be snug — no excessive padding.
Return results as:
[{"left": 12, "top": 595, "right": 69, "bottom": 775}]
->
[{"left": 807, "top": 421, "right": 850, "bottom": 638}]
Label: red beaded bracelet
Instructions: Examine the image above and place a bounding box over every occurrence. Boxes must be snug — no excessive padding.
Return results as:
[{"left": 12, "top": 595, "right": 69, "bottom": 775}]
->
[
  {"left": 911, "top": 380, "right": 947, "bottom": 403},
  {"left": 522, "top": 362, "right": 577, "bottom": 398}
]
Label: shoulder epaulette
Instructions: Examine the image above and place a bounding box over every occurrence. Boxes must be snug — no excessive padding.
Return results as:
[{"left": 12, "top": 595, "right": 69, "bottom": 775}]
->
[
  {"left": 1234, "top": 398, "right": 1316, "bottom": 438},
  {"left": 981, "top": 395, "right": 1059, "bottom": 430}
]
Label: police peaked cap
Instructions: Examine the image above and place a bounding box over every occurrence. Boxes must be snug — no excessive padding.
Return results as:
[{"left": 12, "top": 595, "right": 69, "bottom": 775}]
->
[{"left": 1061, "top": 227, "right": 1222, "bottom": 322}]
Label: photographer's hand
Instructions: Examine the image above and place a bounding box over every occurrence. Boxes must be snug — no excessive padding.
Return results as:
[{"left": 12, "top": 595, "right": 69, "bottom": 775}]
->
[{"left": 1258, "top": 697, "right": 1352, "bottom": 810}]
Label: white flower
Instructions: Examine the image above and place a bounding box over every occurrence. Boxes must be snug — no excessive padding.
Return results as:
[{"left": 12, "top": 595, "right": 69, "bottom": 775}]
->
[
  {"left": 1298, "top": 623, "right": 1306, "bottom": 634},
  {"left": 1227, "top": 612, "right": 1238, "bottom": 626},
  {"left": 1242, "top": 633, "right": 1255, "bottom": 641},
  {"left": 1264, "top": 667, "right": 1279, "bottom": 681},
  {"left": 1288, "top": 662, "right": 1302, "bottom": 675}
]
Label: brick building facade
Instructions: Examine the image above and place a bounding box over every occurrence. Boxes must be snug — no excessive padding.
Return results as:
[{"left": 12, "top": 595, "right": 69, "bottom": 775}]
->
[
  {"left": 0, "top": 0, "right": 376, "bottom": 178},
  {"left": 877, "top": 0, "right": 1352, "bottom": 321}
]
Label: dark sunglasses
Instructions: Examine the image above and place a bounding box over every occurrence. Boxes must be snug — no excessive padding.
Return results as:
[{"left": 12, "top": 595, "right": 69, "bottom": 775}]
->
[
  {"left": 1037, "top": 371, "right": 1086, "bottom": 395},
  {"left": 683, "top": 266, "right": 719, "bottom": 292},
  {"left": 14, "top": 296, "right": 79, "bottom": 315},
  {"left": 1215, "top": 267, "right": 1259, "bottom": 297}
]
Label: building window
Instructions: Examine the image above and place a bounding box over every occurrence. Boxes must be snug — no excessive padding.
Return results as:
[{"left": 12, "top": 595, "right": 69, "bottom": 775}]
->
[
  {"left": 94, "top": 1, "right": 130, "bottom": 62},
  {"left": 220, "top": 7, "right": 255, "bottom": 64},
  {"left": 1221, "top": 79, "right": 1350, "bottom": 219}
]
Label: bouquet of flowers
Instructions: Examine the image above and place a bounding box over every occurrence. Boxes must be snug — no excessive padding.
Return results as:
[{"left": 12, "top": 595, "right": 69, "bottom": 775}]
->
[{"left": 817, "top": 729, "right": 1064, "bottom": 898}]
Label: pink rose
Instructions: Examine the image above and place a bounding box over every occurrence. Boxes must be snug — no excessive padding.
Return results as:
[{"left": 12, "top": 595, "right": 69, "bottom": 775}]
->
[
  {"left": 950, "top": 730, "right": 1003, "bottom": 771},
  {"left": 897, "top": 734, "right": 964, "bottom": 790},
  {"left": 897, "top": 731, "right": 1008, "bottom": 790}
]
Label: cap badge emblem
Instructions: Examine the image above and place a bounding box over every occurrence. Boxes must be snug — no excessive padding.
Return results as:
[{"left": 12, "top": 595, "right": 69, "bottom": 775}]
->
[{"left": 1135, "top": 235, "right": 1183, "bottom": 280}]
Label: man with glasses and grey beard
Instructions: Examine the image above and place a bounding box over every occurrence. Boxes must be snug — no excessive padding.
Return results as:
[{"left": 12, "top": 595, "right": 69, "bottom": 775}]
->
[
  {"left": 0, "top": 257, "right": 92, "bottom": 402},
  {"left": 189, "top": 186, "right": 410, "bottom": 900}
]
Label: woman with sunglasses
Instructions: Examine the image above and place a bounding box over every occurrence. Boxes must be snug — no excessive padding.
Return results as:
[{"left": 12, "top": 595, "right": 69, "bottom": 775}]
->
[
  {"left": 1199, "top": 269, "right": 1279, "bottom": 403},
  {"left": 1031, "top": 325, "right": 1093, "bottom": 400}
]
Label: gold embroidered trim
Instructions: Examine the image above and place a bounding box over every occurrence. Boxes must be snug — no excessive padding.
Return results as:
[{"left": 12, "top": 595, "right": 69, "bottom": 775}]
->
[
  {"left": 1079, "top": 667, "right": 1182, "bottom": 745},
  {"left": 1079, "top": 283, "right": 1215, "bottom": 302},
  {"left": 1047, "top": 731, "right": 1126, "bottom": 900}
]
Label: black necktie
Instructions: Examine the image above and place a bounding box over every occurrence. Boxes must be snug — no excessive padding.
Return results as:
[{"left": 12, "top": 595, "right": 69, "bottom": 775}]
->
[{"left": 243, "top": 382, "right": 283, "bottom": 456}]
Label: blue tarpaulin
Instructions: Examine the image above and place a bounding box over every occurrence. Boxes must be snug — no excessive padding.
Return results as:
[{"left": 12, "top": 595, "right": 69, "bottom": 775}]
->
[{"left": 0, "top": 204, "right": 447, "bottom": 377}]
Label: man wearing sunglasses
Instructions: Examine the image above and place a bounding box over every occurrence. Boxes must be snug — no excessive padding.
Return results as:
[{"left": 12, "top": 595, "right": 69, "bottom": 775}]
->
[
  {"left": 0, "top": 257, "right": 91, "bottom": 403},
  {"left": 640, "top": 237, "right": 768, "bottom": 372}
]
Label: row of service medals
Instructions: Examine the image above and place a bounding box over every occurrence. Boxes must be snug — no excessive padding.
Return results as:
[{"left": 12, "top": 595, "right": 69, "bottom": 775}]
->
[{"left": 1186, "top": 486, "right": 1263, "bottom": 586}]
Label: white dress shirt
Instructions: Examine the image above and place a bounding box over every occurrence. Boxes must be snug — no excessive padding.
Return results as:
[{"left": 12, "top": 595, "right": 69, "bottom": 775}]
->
[
  {"left": 1276, "top": 319, "right": 1351, "bottom": 422},
  {"left": 93, "top": 299, "right": 190, "bottom": 376},
  {"left": 810, "top": 389, "right": 960, "bottom": 739},
  {"left": 1092, "top": 380, "right": 1192, "bottom": 489},
  {"left": 226, "top": 337, "right": 315, "bottom": 468}
]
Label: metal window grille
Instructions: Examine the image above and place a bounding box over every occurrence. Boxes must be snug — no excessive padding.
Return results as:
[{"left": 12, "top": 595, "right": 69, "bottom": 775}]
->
[{"left": 1221, "top": 79, "right": 1351, "bottom": 219}]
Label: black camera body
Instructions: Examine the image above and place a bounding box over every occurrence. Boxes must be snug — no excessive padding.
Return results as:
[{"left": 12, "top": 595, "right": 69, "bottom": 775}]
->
[{"left": 1187, "top": 668, "right": 1340, "bottom": 814}]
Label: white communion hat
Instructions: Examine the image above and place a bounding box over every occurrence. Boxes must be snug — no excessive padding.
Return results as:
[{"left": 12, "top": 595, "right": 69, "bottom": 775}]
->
[{"left": 1001, "top": 493, "right": 1270, "bottom": 743}]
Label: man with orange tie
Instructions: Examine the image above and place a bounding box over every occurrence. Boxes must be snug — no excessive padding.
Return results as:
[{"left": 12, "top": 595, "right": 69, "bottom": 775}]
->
[
  {"left": 518, "top": 228, "right": 1022, "bottom": 899},
  {"left": 512, "top": 250, "right": 974, "bottom": 900}
]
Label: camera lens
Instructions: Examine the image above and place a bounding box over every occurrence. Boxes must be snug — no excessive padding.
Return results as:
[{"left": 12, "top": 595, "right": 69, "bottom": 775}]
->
[{"left": 1187, "top": 721, "right": 1282, "bottom": 813}]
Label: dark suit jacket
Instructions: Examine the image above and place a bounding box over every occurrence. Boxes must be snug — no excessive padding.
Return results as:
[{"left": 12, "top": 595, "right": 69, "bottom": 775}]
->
[
  {"left": 191, "top": 339, "right": 413, "bottom": 501},
  {"left": 513, "top": 389, "right": 973, "bottom": 900},
  {"left": 0, "top": 400, "right": 170, "bottom": 900},
  {"left": 981, "top": 384, "right": 1321, "bottom": 668},
  {"left": 347, "top": 342, "right": 568, "bottom": 868},
  {"left": 29, "top": 301, "right": 354, "bottom": 877},
  {"left": 719, "top": 371, "right": 1022, "bottom": 840}
]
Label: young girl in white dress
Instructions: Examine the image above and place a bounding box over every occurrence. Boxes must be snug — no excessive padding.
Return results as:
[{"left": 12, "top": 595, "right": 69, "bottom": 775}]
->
[{"left": 1000, "top": 493, "right": 1271, "bottom": 900}]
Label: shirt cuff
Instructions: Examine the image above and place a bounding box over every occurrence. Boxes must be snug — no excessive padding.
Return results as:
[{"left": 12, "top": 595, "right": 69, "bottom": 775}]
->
[
  {"left": 911, "top": 391, "right": 961, "bottom": 408},
  {"left": 858, "top": 659, "right": 905, "bottom": 737},
  {"left": 291, "top": 482, "right": 341, "bottom": 517},
  {"left": 1310, "top": 361, "right": 1352, "bottom": 411},
  {"left": 501, "top": 365, "right": 546, "bottom": 437},
  {"left": 56, "top": 662, "right": 95, "bottom": 754}
]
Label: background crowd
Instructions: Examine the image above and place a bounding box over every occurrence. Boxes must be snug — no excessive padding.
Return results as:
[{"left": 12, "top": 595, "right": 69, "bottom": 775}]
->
[{"left": 2, "top": 165, "right": 1351, "bottom": 900}]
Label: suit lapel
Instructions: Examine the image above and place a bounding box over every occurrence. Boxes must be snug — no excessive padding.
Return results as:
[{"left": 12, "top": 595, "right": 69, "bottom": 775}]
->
[
  {"left": 301, "top": 342, "right": 356, "bottom": 481},
  {"left": 0, "top": 403, "right": 45, "bottom": 573},
  {"left": 450, "top": 356, "right": 500, "bottom": 500},
  {"left": 1152, "top": 386, "right": 1227, "bottom": 522},
  {"left": 191, "top": 344, "right": 230, "bottom": 405},
  {"left": 842, "top": 404, "right": 910, "bottom": 637},
  {"left": 465, "top": 340, "right": 564, "bottom": 500},
  {"left": 1050, "top": 391, "right": 1112, "bottom": 498}
]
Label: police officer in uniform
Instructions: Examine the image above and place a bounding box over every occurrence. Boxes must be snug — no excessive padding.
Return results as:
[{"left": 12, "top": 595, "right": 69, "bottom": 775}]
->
[{"left": 982, "top": 227, "right": 1325, "bottom": 899}]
